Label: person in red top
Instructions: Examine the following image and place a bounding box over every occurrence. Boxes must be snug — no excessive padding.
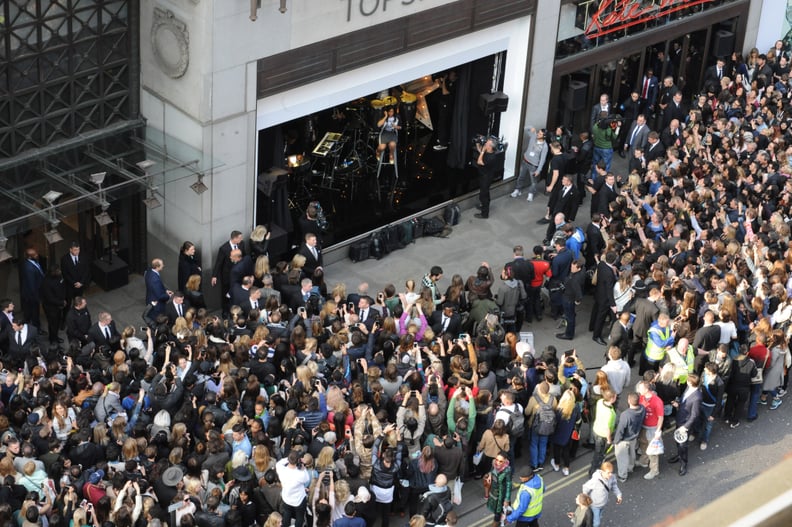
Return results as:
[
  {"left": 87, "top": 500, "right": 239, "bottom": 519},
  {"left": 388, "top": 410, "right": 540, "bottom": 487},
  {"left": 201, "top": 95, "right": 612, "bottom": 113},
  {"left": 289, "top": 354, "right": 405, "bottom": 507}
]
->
[
  {"left": 82, "top": 469, "right": 106, "bottom": 507},
  {"left": 636, "top": 380, "right": 664, "bottom": 480},
  {"left": 746, "top": 335, "right": 771, "bottom": 421},
  {"left": 527, "top": 245, "right": 552, "bottom": 323}
]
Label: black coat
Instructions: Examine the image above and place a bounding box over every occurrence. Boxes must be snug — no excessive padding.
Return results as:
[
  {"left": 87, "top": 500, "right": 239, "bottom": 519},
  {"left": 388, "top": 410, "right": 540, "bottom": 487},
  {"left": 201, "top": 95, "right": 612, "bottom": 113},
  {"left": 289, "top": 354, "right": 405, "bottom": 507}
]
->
[
  {"left": 177, "top": 253, "right": 202, "bottom": 293},
  {"left": 87, "top": 321, "right": 120, "bottom": 349},
  {"left": 60, "top": 253, "right": 91, "bottom": 295},
  {"left": 211, "top": 241, "right": 239, "bottom": 289},
  {"left": 65, "top": 307, "right": 92, "bottom": 345}
]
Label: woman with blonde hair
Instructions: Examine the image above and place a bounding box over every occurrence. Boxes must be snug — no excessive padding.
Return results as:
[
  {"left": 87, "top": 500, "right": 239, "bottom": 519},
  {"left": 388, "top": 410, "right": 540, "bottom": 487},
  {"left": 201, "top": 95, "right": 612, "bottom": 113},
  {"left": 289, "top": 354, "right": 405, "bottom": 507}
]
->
[
  {"left": 551, "top": 388, "right": 581, "bottom": 476},
  {"left": 252, "top": 444, "right": 275, "bottom": 480},
  {"left": 315, "top": 445, "right": 337, "bottom": 475},
  {"left": 121, "top": 438, "right": 139, "bottom": 462},
  {"left": 291, "top": 253, "right": 306, "bottom": 275},
  {"left": 254, "top": 254, "right": 271, "bottom": 285},
  {"left": 120, "top": 326, "right": 145, "bottom": 355},
  {"left": 249, "top": 225, "right": 270, "bottom": 260},
  {"left": 263, "top": 511, "right": 283, "bottom": 527},
  {"left": 184, "top": 274, "right": 206, "bottom": 309}
]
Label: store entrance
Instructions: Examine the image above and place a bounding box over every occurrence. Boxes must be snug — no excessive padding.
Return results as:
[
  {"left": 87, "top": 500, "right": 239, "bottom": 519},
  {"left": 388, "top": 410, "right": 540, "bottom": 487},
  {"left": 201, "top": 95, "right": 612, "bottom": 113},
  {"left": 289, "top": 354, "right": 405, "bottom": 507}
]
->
[{"left": 552, "top": 17, "right": 740, "bottom": 132}]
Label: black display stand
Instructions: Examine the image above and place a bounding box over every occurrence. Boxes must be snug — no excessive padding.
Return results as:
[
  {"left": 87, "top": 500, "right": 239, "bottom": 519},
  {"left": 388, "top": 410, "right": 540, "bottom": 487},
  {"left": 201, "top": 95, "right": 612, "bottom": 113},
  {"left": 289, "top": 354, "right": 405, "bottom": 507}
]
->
[{"left": 92, "top": 257, "right": 129, "bottom": 291}]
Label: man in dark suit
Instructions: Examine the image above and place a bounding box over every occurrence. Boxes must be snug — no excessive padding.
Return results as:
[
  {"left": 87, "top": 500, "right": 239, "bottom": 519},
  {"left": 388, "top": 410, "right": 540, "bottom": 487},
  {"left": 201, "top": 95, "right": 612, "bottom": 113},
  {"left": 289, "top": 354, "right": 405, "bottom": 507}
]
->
[
  {"left": 6, "top": 314, "right": 38, "bottom": 369},
  {"left": 211, "top": 230, "right": 244, "bottom": 318},
  {"left": 355, "top": 296, "right": 376, "bottom": 331},
  {"left": 609, "top": 311, "right": 633, "bottom": 362},
  {"left": 165, "top": 292, "right": 190, "bottom": 325},
  {"left": 663, "top": 91, "right": 686, "bottom": 130},
  {"left": 660, "top": 119, "right": 683, "bottom": 150},
  {"left": 668, "top": 370, "right": 702, "bottom": 476},
  {"left": 298, "top": 233, "right": 323, "bottom": 276},
  {"left": 428, "top": 302, "right": 462, "bottom": 338},
  {"left": 39, "top": 265, "right": 67, "bottom": 345},
  {"left": 60, "top": 242, "right": 91, "bottom": 302},
  {"left": 545, "top": 175, "right": 578, "bottom": 242},
  {"left": 0, "top": 299, "right": 14, "bottom": 355},
  {"left": 65, "top": 296, "right": 92, "bottom": 346},
  {"left": 631, "top": 284, "right": 660, "bottom": 366},
  {"left": 584, "top": 214, "right": 607, "bottom": 270},
  {"left": 20, "top": 248, "right": 45, "bottom": 330},
  {"left": 589, "top": 251, "right": 618, "bottom": 346},
  {"left": 87, "top": 311, "right": 119, "bottom": 349},
  {"left": 644, "top": 132, "right": 666, "bottom": 163},
  {"left": 623, "top": 114, "right": 649, "bottom": 158},
  {"left": 145, "top": 258, "right": 172, "bottom": 318},
  {"left": 240, "top": 287, "right": 263, "bottom": 317},
  {"left": 229, "top": 249, "right": 254, "bottom": 287},
  {"left": 591, "top": 172, "right": 619, "bottom": 216},
  {"left": 230, "top": 277, "right": 254, "bottom": 310},
  {"left": 589, "top": 93, "right": 612, "bottom": 131},
  {"left": 638, "top": 68, "right": 659, "bottom": 113},
  {"left": 703, "top": 57, "right": 726, "bottom": 90},
  {"left": 655, "top": 76, "right": 678, "bottom": 129}
]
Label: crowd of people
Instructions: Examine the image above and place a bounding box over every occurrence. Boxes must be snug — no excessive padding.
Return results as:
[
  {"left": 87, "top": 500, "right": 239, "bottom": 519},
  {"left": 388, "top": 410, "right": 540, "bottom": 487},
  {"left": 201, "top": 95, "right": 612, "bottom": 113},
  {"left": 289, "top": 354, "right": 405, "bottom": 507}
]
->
[{"left": 1, "top": 39, "right": 792, "bottom": 527}]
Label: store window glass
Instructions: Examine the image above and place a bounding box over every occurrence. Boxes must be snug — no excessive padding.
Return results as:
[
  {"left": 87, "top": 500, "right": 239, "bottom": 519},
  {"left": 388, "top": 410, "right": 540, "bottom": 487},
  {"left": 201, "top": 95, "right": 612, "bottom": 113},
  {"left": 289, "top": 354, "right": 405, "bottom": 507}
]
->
[{"left": 556, "top": 0, "right": 741, "bottom": 60}]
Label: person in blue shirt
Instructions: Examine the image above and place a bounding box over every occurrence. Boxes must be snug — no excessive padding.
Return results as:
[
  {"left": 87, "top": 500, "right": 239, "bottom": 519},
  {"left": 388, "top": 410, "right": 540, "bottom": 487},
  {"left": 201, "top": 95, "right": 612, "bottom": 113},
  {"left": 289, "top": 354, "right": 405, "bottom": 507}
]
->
[{"left": 506, "top": 469, "right": 544, "bottom": 526}]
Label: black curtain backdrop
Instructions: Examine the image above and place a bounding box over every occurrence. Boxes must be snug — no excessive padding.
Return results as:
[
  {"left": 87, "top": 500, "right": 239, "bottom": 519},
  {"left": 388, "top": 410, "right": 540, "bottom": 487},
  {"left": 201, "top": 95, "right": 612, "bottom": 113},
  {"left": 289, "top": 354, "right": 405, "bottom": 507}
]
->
[{"left": 446, "top": 63, "right": 471, "bottom": 170}]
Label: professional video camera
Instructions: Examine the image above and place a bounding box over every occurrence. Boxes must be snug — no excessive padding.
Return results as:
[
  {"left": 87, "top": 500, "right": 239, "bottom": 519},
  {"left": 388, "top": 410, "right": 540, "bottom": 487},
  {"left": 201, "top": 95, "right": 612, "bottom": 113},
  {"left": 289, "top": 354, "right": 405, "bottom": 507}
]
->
[
  {"left": 596, "top": 113, "right": 623, "bottom": 130},
  {"left": 472, "top": 133, "right": 508, "bottom": 154}
]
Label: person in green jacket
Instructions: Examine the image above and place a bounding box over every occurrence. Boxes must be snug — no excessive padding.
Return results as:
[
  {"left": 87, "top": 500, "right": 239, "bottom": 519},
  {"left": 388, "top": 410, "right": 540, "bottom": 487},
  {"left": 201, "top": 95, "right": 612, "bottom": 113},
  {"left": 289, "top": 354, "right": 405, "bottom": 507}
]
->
[
  {"left": 588, "top": 388, "right": 617, "bottom": 477},
  {"left": 590, "top": 113, "right": 619, "bottom": 180},
  {"left": 483, "top": 451, "right": 513, "bottom": 527}
]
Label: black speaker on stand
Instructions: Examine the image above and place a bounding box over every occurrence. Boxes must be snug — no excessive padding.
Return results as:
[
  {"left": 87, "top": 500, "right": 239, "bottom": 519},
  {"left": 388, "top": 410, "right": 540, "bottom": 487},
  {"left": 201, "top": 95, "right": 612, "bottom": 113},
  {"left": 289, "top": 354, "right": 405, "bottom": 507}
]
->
[
  {"left": 479, "top": 92, "right": 509, "bottom": 137},
  {"left": 712, "top": 30, "right": 735, "bottom": 58},
  {"left": 566, "top": 81, "right": 588, "bottom": 111}
]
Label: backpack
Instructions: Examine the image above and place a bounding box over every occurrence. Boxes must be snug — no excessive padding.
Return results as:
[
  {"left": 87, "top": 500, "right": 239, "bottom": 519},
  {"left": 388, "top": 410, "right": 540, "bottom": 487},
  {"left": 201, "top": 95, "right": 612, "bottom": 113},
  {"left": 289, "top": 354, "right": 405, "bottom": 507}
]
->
[
  {"left": 369, "top": 232, "right": 385, "bottom": 259},
  {"left": 423, "top": 491, "right": 454, "bottom": 524},
  {"left": 422, "top": 216, "right": 446, "bottom": 236},
  {"left": 444, "top": 203, "right": 461, "bottom": 226},
  {"left": 505, "top": 404, "right": 525, "bottom": 437},
  {"left": 533, "top": 394, "right": 557, "bottom": 436}
]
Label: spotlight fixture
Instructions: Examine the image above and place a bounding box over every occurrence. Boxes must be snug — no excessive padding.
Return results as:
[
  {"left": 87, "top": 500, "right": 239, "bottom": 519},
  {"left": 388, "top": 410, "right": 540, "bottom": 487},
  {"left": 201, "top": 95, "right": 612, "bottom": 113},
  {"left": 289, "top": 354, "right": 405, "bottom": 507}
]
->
[
  {"left": 90, "top": 172, "right": 107, "bottom": 186},
  {"left": 250, "top": 0, "right": 258, "bottom": 21},
  {"left": 143, "top": 189, "right": 162, "bottom": 209},
  {"left": 279, "top": 0, "right": 287, "bottom": 14},
  {"left": 44, "top": 223, "right": 63, "bottom": 244},
  {"left": 0, "top": 230, "right": 11, "bottom": 263},
  {"left": 190, "top": 173, "right": 209, "bottom": 195},
  {"left": 42, "top": 190, "right": 63, "bottom": 204},
  {"left": 136, "top": 160, "right": 155, "bottom": 171},
  {"left": 95, "top": 203, "right": 113, "bottom": 226}
]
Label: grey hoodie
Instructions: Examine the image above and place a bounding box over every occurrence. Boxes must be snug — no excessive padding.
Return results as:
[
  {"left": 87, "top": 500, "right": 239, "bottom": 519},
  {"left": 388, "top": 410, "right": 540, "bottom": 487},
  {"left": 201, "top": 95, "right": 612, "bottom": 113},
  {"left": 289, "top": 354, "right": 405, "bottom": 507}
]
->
[{"left": 496, "top": 279, "right": 527, "bottom": 318}]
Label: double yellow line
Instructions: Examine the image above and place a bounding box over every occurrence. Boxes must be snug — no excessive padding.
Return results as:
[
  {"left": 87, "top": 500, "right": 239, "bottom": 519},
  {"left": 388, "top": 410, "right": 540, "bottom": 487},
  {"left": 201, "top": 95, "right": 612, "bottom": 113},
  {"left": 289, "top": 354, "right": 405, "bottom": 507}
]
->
[
  {"left": 465, "top": 461, "right": 596, "bottom": 527},
  {"left": 465, "top": 428, "right": 676, "bottom": 526}
]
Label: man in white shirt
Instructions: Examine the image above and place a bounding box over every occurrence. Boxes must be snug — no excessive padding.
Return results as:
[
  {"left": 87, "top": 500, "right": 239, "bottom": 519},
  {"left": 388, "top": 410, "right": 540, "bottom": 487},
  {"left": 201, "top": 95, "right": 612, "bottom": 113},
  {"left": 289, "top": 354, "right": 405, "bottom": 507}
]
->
[
  {"left": 601, "top": 346, "right": 631, "bottom": 397},
  {"left": 275, "top": 450, "right": 311, "bottom": 526}
]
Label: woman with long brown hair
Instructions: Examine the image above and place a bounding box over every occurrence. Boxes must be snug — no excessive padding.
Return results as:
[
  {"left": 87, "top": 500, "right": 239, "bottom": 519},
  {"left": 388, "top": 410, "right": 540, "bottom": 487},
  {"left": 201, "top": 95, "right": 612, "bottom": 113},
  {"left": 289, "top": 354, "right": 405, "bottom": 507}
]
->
[{"left": 475, "top": 418, "right": 510, "bottom": 478}]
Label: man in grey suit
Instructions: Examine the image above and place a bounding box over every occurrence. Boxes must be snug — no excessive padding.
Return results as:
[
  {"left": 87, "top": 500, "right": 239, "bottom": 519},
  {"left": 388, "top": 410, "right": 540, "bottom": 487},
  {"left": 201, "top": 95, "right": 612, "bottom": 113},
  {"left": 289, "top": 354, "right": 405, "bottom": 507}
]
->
[{"left": 622, "top": 114, "right": 649, "bottom": 159}]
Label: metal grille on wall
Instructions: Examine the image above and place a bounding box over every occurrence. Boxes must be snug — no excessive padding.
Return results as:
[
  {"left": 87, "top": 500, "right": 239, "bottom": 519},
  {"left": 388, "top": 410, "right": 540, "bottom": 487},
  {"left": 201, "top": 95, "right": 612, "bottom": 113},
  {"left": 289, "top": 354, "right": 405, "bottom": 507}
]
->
[{"left": 0, "top": 0, "right": 134, "bottom": 159}]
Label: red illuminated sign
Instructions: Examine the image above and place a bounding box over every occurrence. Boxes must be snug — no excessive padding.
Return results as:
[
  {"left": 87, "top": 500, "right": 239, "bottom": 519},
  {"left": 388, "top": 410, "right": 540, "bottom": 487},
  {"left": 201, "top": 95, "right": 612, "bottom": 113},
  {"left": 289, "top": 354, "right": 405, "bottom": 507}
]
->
[{"left": 585, "top": 0, "right": 715, "bottom": 39}]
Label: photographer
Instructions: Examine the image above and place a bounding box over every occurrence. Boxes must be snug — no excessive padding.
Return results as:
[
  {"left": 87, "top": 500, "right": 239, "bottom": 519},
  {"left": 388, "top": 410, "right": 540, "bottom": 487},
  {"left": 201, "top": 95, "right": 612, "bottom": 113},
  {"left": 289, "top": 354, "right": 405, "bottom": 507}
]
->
[
  {"left": 474, "top": 138, "right": 498, "bottom": 220},
  {"left": 590, "top": 112, "right": 621, "bottom": 181}
]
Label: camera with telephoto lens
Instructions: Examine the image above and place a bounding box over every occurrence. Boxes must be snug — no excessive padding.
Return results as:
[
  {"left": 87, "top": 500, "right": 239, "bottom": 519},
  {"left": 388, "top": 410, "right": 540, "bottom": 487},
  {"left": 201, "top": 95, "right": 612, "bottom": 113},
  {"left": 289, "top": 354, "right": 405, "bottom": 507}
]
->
[{"left": 472, "top": 134, "right": 507, "bottom": 153}]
